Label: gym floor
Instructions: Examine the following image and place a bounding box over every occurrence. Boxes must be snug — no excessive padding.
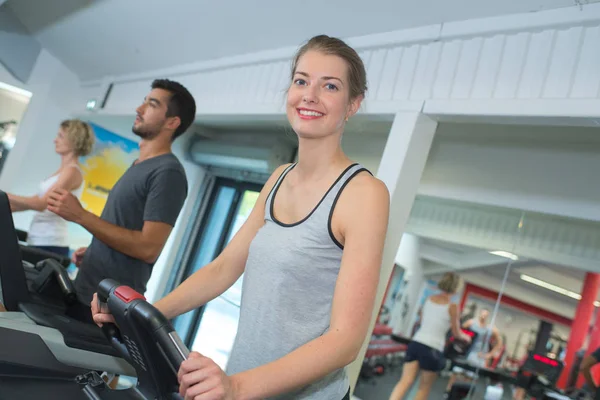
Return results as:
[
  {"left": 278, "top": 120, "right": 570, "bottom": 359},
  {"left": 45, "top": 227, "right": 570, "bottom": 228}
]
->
[{"left": 354, "top": 366, "right": 516, "bottom": 399}]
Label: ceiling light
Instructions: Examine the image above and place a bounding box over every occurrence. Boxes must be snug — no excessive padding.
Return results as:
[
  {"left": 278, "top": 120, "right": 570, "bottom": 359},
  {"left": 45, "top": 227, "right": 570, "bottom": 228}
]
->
[
  {"left": 520, "top": 274, "right": 600, "bottom": 307},
  {"left": 0, "top": 82, "right": 32, "bottom": 98},
  {"left": 86, "top": 99, "right": 97, "bottom": 110},
  {"left": 489, "top": 250, "right": 519, "bottom": 261}
]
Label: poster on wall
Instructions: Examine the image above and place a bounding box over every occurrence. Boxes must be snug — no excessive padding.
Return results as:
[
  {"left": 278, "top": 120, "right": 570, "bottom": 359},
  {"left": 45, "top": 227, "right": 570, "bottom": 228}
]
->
[{"left": 79, "top": 122, "right": 140, "bottom": 216}]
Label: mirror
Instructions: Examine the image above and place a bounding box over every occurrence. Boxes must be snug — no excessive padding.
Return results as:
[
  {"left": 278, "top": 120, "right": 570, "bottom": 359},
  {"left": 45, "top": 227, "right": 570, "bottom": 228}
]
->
[
  {"left": 354, "top": 119, "right": 600, "bottom": 400},
  {"left": 353, "top": 121, "right": 524, "bottom": 400},
  {"left": 463, "top": 121, "right": 600, "bottom": 400},
  {"left": 481, "top": 210, "right": 600, "bottom": 400}
]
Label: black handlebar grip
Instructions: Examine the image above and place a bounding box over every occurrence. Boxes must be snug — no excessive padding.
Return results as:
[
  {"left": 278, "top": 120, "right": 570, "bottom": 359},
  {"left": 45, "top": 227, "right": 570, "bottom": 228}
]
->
[
  {"left": 97, "top": 278, "right": 119, "bottom": 303},
  {"left": 44, "top": 259, "right": 77, "bottom": 305}
]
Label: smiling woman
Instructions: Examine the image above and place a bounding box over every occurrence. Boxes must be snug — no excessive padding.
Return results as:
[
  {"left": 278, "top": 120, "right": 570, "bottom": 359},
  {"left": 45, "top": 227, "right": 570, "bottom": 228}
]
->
[{"left": 92, "top": 34, "right": 390, "bottom": 400}]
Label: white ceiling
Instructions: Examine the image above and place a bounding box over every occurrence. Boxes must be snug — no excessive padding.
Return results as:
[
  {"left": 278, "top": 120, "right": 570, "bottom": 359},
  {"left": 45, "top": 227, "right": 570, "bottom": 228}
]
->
[{"left": 7, "top": 0, "right": 596, "bottom": 81}]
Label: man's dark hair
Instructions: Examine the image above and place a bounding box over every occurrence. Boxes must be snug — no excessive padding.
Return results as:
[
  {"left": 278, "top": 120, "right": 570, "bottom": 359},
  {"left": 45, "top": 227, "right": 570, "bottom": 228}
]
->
[{"left": 151, "top": 79, "right": 196, "bottom": 141}]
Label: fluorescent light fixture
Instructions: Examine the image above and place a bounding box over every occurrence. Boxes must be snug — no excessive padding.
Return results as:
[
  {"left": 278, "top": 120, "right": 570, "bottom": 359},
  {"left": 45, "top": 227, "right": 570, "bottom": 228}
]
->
[
  {"left": 0, "top": 82, "right": 32, "bottom": 98},
  {"left": 489, "top": 250, "right": 519, "bottom": 261},
  {"left": 0, "top": 122, "right": 17, "bottom": 149},
  {"left": 520, "top": 274, "right": 600, "bottom": 307},
  {"left": 86, "top": 99, "right": 97, "bottom": 110}
]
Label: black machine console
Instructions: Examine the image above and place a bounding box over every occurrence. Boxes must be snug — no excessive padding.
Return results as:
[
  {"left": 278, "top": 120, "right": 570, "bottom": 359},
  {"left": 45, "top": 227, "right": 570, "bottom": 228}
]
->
[{"left": 516, "top": 353, "right": 564, "bottom": 399}]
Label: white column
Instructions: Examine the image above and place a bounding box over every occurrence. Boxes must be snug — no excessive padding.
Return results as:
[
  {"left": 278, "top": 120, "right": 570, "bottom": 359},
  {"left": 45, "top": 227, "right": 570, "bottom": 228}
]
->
[
  {"left": 347, "top": 111, "right": 437, "bottom": 389},
  {"left": 382, "top": 264, "right": 405, "bottom": 316},
  {"left": 390, "top": 233, "right": 425, "bottom": 336}
]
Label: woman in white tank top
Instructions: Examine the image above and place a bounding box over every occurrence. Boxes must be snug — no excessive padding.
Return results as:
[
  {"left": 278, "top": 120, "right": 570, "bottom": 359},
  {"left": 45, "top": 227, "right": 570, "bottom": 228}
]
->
[
  {"left": 389, "top": 272, "right": 472, "bottom": 400},
  {"left": 6, "top": 119, "right": 95, "bottom": 257}
]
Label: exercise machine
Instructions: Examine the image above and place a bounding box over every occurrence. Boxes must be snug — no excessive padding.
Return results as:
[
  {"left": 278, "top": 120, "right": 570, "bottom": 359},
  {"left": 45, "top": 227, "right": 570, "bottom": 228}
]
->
[
  {"left": 448, "top": 352, "right": 569, "bottom": 400},
  {"left": 0, "top": 278, "right": 189, "bottom": 399},
  {"left": 445, "top": 328, "right": 478, "bottom": 360},
  {"left": 0, "top": 190, "right": 74, "bottom": 310},
  {"left": 0, "top": 190, "right": 134, "bottom": 375},
  {"left": 359, "top": 323, "right": 410, "bottom": 382}
]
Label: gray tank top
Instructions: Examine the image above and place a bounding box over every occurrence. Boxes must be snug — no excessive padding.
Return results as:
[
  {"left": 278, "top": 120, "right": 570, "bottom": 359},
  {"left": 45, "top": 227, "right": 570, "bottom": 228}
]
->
[
  {"left": 469, "top": 320, "right": 492, "bottom": 354},
  {"left": 226, "top": 163, "right": 368, "bottom": 399}
]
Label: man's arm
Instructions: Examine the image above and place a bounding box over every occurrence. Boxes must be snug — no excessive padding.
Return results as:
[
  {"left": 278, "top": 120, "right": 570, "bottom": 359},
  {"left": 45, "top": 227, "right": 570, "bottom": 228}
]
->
[
  {"left": 488, "top": 327, "right": 503, "bottom": 359},
  {"left": 462, "top": 319, "right": 474, "bottom": 329},
  {"left": 48, "top": 167, "right": 187, "bottom": 264},
  {"left": 78, "top": 214, "right": 172, "bottom": 263}
]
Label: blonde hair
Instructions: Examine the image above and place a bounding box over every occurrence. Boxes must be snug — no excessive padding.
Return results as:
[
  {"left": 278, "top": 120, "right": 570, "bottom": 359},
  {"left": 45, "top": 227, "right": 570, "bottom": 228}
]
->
[
  {"left": 60, "top": 119, "right": 95, "bottom": 157},
  {"left": 437, "top": 272, "right": 463, "bottom": 294}
]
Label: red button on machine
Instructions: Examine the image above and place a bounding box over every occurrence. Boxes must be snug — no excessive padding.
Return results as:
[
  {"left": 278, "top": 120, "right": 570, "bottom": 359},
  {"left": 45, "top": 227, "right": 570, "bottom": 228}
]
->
[{"left": 115, "top": 286, "right": 146, "bottom": 303}]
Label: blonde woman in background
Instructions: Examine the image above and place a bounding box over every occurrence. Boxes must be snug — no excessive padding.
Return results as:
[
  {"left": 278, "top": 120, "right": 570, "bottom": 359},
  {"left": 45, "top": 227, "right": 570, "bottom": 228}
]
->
[
  {"left": 7, "top": 119, "right": 95, "bottom": 257},
  {"left": 389, "top": 272, "right": 471, "bottom": 400}
]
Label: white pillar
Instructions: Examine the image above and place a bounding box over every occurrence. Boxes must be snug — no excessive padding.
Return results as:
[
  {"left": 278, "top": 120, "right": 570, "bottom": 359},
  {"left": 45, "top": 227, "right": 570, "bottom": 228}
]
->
[
  {"left": 390, "top": 233, "right": 425, "bottom": 336},
  {"left": 347, "top": 111, "right": 437, "bottom": 389},
  {"left": 382, "top": 264, "right": 405, "bottom": 316}
]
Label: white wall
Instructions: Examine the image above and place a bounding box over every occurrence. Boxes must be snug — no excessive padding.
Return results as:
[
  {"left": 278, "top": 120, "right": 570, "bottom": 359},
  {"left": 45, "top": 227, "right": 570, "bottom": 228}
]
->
[
  {"left": 0, "top": 62, "right": 26, "bottom": 89},
  {"left": 419, "top": 123, "right": 600, "bottom": 222},
  {"left": 342, "top": 132, "right": 388, "bottom": 173}
]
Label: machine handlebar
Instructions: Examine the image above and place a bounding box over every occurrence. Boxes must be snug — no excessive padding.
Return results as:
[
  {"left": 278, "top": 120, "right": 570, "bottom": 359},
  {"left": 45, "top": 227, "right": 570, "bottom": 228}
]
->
[{"left": 97, "top": 278, "right": 190, "bottom": 399}]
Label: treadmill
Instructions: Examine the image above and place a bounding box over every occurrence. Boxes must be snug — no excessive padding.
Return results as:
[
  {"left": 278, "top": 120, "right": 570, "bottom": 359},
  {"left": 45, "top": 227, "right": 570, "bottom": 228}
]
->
[
  {"left": 0, "top": 190, "right": 134, "bottom": 376},
  {"left": 0, "top": 278, "right": 189, "bottom": 399}
]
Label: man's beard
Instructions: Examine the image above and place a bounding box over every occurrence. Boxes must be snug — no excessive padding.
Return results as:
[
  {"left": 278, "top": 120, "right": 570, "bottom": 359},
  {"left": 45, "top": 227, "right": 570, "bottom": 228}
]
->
[{"left": 132, "top": 122, "right": 160, "bottom": 139}]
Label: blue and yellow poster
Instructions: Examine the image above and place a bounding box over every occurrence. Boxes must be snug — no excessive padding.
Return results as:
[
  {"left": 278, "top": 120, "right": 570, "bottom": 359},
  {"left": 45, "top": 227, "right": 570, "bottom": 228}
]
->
[{"left": 80, "top": 123, "right": 139, "bottom": 216}]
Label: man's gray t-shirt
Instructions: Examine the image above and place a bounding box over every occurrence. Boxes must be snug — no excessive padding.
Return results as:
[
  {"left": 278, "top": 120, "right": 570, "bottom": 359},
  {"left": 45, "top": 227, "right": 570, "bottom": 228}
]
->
[{"left": 74, "top": 153, "right": 187, "bottom": 304}]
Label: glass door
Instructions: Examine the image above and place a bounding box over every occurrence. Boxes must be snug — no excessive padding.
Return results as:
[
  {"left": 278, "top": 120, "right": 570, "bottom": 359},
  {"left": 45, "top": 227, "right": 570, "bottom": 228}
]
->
[{"left": 171, "top": 178, "right": 262, "bottom": 368}]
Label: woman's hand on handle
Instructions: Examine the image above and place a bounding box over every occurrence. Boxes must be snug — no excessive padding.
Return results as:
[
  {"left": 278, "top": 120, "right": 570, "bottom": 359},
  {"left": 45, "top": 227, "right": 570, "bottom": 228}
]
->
[
  {"left": 178, "top": 352, "right": 239, "bottom": 400},
  {"left": 90, "top": 292, "right": 116, "bottom": 327}
]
